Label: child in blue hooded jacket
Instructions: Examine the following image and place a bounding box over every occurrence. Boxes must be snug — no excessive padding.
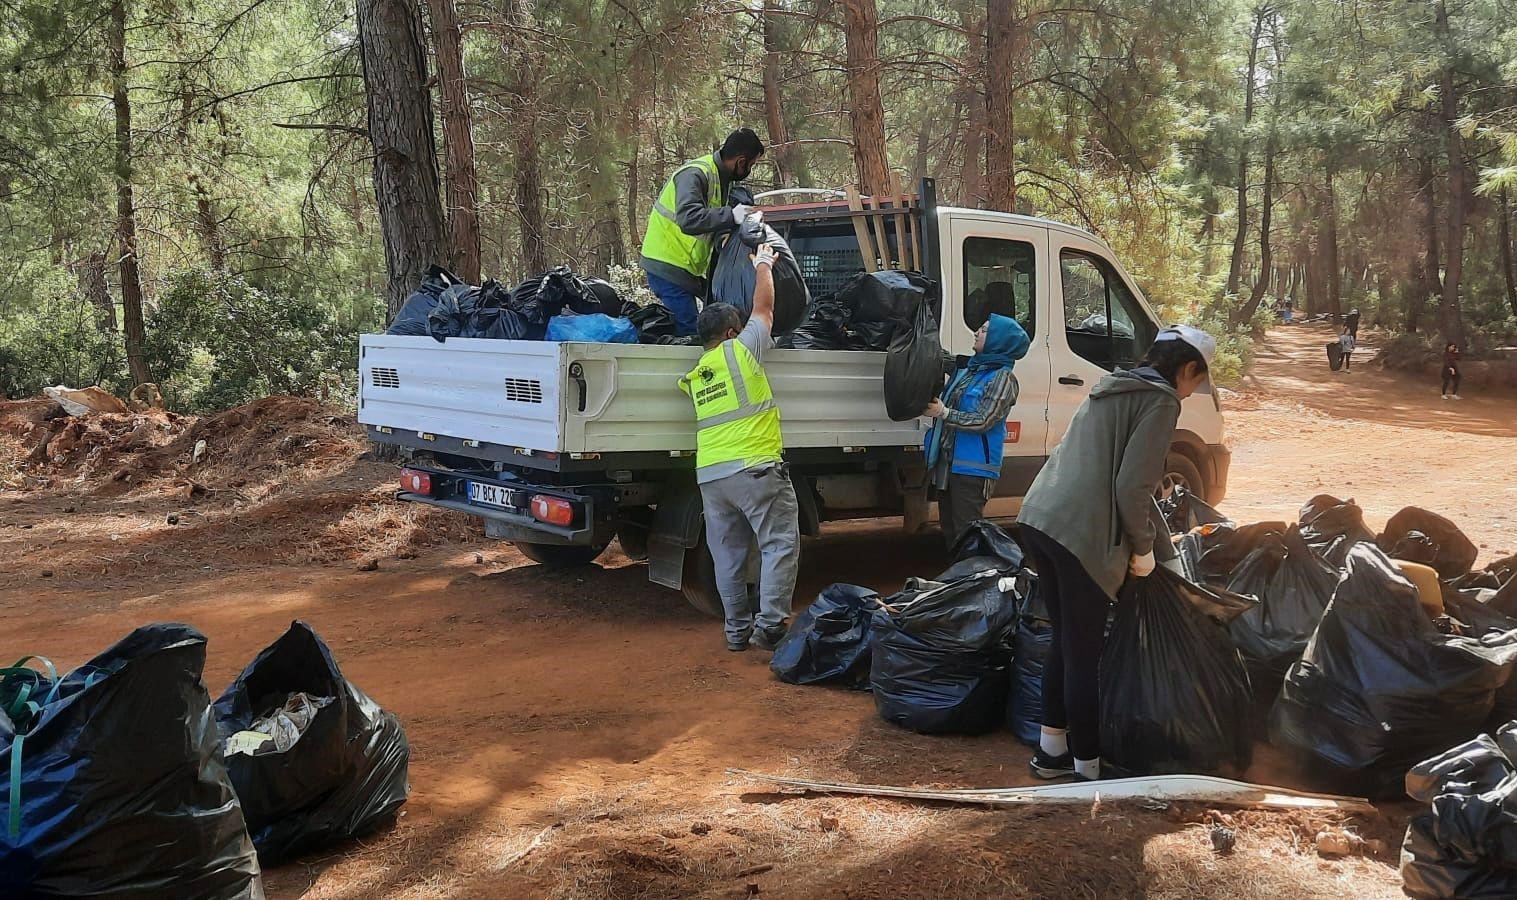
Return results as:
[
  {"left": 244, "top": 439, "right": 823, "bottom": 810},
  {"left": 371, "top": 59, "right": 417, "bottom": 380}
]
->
[{"left": 923, "top": 313, "right": 1031, "bottom": 548}]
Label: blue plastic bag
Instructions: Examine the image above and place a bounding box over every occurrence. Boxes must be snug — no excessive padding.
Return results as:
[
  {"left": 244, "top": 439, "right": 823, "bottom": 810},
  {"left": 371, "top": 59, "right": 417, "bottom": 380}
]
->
[{"left": 545, "top": 314, "right": 638, "bottom": 344}]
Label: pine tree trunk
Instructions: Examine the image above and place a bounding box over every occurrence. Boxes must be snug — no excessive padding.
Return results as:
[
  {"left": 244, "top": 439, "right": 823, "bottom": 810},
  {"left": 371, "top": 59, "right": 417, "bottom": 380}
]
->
[
  {"left": 626, "top": 147, "right": 642, "bottom": 251},
  {"left": 427, "top": 0, "right": 482, "bottom": 282},
  {"left": 1406, "top": 258, "right": 1427, "bottom": 333},
  {"left": 958, "top": 10, "right": 985, "bottom": 207},
  {"left": 1323, "top": 164, "right": 1341, "bottom": 323},
  {"left": 110, "top": 0, "right": 151, "bottom": 387},
  {"left": 841, "top": 0, "right": 890, "bottom": 196},
  {"left": 178, "top": 92, "right": 225, "bottom": 270},
  {"left": 1235, "top": 128, "right": 1275, "bottom": 324},
  {"left": 79, "top": 251, "right": 117, "bottom": 334},
  {"left": 357, "top": 0, "right": 447, "bottom": 316},
  {"left": 503, "top": 0, "right": 546, "bottom": 277},
  {"left": 1435, "top": 1, "right": 1467, "bottom": 346},
  {"left": 984, "top": 0, "right": 1019, "bottom": 211},
  {"left": 1226, "top": 8, "right": 1265, "bottom": 297},
  {"left": 1500, "top": 187, "right": 1517, "bottom": 318},
  {"left": 762, "top": 0, "right": 798, "bottom": 188}
]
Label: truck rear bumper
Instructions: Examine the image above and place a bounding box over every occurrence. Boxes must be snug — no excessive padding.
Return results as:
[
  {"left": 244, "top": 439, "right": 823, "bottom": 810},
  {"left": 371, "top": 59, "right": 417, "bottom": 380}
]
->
[
  {"left": 395, "top": 484, "right": 603, "bottom": 547},
  {"left": 1204, "top": 443, "right": 1231, "bottom": 506}
]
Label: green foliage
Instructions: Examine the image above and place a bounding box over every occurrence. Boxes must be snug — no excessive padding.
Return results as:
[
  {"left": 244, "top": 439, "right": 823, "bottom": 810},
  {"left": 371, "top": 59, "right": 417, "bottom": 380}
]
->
[
  {"left": 143, "top": 270, "right": 360, "bottom": 412},
  {"left": 0, "top": 271, "right": 124, "bottom": 398}
]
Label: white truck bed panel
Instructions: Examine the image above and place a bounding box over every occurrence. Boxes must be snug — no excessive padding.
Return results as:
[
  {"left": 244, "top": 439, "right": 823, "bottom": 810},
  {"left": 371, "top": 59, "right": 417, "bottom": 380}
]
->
[{"left": 358, "top": 335, "right": 926, "bottom": 454}]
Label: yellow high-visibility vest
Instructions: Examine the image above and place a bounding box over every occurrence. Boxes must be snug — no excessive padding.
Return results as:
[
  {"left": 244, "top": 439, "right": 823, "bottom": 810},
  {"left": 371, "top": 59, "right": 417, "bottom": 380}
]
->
[
  {"left": 678, "top": 338, "right": 782, "bottom": 475},
  {"left": 642, "top": 154, "right": 724, "bottom": 279}
]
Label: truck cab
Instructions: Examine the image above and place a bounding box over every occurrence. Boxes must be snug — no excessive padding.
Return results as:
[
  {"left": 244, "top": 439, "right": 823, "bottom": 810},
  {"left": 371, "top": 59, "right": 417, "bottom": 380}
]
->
[{"left": 359, "top": 179, "right": 1229, "bottom": 616}]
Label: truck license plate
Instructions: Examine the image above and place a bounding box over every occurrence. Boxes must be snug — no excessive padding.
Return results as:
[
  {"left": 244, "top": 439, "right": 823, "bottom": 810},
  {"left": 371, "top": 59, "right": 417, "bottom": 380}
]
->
[{"left": 467, "top": 481, "right": 512, "bottom": 509}]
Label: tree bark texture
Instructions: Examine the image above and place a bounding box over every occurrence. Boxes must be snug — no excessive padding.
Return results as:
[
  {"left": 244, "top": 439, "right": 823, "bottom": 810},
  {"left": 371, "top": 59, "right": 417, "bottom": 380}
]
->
[
  {"left": 762, "top": 0, "right": 798, "bottom": 188},
  {"left": 110, "top": 0, "right": 151, "bottom": 387},
  {"left": 1226, "top": 7, "right": 1266, "bottom": 297},
  {"left": 958, "top": 9, "right": 985, "bottom": 207},
  {"left": 79, "top": 251, "right": 117, "bottom": 334},
  {"left": 1435, "top": 1, "right": 1466, "bottom": 345},
  {"left": 984, "top": 0, "right": 1020, "bottom": 212},
  {"left": 841, "top": 0, "right": 890, "bottom": 197},
  {"left": 1323, "top": 165, "right": 1341, "bottom": 323},
  {"left": 427, "top": 0, "right": 482, "bottom": 282},
  {"left": 503, "top": 0, "right": 547, "bottom": 276},
  {"left": 357, "top": 0, "right": 447, "bottom": 316},
  {"left": 1500, "top": 187, "right": 1517, "bottom": 318}
]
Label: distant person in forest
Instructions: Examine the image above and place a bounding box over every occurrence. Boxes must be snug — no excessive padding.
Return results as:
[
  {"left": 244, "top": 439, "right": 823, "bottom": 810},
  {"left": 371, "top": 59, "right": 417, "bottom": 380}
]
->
[
  {"left": 1442, "top": 343, "right": 1463, "bottom": 400},
  {"left": 1345, "top": 308, "right": 1361, "bottom": 339},
  {"left": 1338, "top": 326, "right": 1356, "bottom": 372},
  {"left": 1281, "top": 298, "right": 1293, "bottom": 324},
  {"left": 640, "top": 128, "right": 766, "bottom": 336}
]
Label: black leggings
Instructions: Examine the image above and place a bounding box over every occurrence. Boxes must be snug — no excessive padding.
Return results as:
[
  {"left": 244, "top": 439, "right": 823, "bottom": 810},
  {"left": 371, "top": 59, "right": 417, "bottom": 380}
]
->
[
  {"left": 1019, "top": 525, "right": 1111, "bottom": 761},
  {"left": 1443, "top": 369, "right": 1461, "bottom": 395}
]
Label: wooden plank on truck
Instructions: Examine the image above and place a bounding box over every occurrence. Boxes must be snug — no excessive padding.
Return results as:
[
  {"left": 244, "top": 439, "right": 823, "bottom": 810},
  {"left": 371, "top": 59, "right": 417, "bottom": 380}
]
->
[
  {"left": 865, "top": 191, "right": 893, "bottom": 269},
  {"left": 844, "top": 185, "right": 879, "bottom": 272},
  {"left": 887, "top": 173, "right": 913, "bottom": 270}
]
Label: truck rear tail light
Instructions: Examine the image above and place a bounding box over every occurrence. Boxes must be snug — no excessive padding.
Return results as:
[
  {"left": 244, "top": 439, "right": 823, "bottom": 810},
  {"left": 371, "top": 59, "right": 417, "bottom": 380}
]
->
[
  {"left": 399, "top": 468, "right": 432, "bottom": 495},
  {"left": 530, "top": 495, "right": 575, "bottom": 527}
]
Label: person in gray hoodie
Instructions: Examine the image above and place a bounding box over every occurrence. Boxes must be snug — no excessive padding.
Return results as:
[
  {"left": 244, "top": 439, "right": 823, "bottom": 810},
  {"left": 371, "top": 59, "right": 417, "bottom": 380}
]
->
[{"left": 1016, "top": 324, "right": 1215, "bottom": 782}]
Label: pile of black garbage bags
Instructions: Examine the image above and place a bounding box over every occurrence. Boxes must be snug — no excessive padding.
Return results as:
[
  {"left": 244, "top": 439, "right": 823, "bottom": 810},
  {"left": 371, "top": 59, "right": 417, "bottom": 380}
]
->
[
  {"left": 0, "top": 621, "right": 408, "bottom": 897},
  {"left": 388, "top": 259, "right": 938, "bottom": 355}
]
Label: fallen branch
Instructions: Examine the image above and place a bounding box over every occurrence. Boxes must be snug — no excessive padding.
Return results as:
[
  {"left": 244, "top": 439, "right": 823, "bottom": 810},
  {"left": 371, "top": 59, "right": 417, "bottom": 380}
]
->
[
  {"left": 727, "top": 769, "right": 1375, "bottom": 814},
  {"left": 496, "top": 823, "right": 561, "bottom": 871}
]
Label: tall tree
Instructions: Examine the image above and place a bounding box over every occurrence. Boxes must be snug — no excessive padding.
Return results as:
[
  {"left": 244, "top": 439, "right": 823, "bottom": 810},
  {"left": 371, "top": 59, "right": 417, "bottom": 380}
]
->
[
  {"left": 840, "top": 0, "right": 890, "bottom": 195},
  {"left": 1500, "top": 187, "right": 1517, "bottom": 318},
  {"left": 762, "top": 0, "right": 797, "bottom": 188},
  {"left": 984, "top": 1, "right": 1019, "bottom": 211},
  {"left": 357, "top": 0, "right": 447, "bottom": 315},
  {"left": 1226, "top": 5, "right": 1268, "bottom": 297},
  {"left": 1235, "top": 12, "right": 1281, "bottom": 325},
  {"left": 502, "top": 0, "right": 547, "bottom": 276},
  {"left": 110, "top": 0, "right": 151, "bottom": 386},
  {"left": 1433, "top": 0, "right": 1466, "bottom": 346},
  {"left": 427, "top": 0, "right": 482, "bottom": 282}
]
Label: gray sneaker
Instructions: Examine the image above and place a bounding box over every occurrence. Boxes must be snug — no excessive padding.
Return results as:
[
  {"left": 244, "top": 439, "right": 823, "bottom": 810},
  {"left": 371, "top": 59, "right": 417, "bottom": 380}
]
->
[{"left": 750, "top": 624, "right": 787, "bottom": 651}]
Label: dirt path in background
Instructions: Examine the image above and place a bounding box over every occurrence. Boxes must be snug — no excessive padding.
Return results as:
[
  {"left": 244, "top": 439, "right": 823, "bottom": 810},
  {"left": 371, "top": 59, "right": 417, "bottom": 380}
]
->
[{"left": 2, "top": 324, "right": 1513, "bottom": 898}]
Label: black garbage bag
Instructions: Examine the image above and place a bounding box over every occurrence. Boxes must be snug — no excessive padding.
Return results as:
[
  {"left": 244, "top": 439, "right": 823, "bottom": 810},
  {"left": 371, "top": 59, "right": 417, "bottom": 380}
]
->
[
  {"left": 870, "top": 571, "right": 1020, "bottom": 734},
  {"left": 1380, "top": 506, "right": 1479, "bottom": 580},
  {"left": 215, "top": 621, "right": 409, "bottom": 865},
  {"left": 1226, "top": 525, "right": 1341, "bottom": 695},
  {"left": 711, "top": 219, "right": 808, "bottom": 334},
  {"left": 425, "top": 282, "right": 478, "bottom": 342},
  {"left": 939, "top": 520, "right": 1025, "bottom": 581},
  {"left": 469, "top": 280, "right": 531, "bottom": 340},
  {"left": 843, "top": 270, "right": 931, "bottom": 326},
  {"left": 1007, "top": 575, "right": 1051, "bottom": 745},
  {"left": 1299, "top": 494, "right": 1377, "bottom": 569},
  {"left": 1327, "top": 340, "right": 1344, "bottom": 370},
  {"left": 1159, "top": 485, "right": 1232, "bottom": 536},
  {"left": 770, "top": 585, "right": 880, "bottom": 688},
  {"left": 538, "top": 266, "right": 621, "bottom": 317},
  {"left": 1393, "top": 531, "right": 1442, "bottom": 567},
  {"left": 0, "top": 624, "right": 263, "bottom": 898},
  {"left": 1270, "top": 544, "right": 1517, "bottom": 797},
  {"left": 387, "top": 265, "right": 463, "bottom": 335},
  {"left": 883, "top": 294, "right": 943, "bottom": 421},
  {"left": 1100, "top": 568, "right": 1257, "bottom": 776},
  {"left": 776, "top": 298, "right": 853, "bottom": 350},
  {"left": 625, "top": 302, "right": 694, "bottom": 345},
  {"left": 1400, "top": 724, "right": 1517, "bottom": 899},
  {"left": 1176, "top": 520, "right": 1289, "bottom": 585}
]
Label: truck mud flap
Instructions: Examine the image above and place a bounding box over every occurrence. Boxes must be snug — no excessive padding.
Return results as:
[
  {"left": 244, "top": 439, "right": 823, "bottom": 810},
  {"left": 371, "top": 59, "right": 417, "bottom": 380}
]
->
[{"left": 648, "top": 479, "right": 704, "bottom": 590}]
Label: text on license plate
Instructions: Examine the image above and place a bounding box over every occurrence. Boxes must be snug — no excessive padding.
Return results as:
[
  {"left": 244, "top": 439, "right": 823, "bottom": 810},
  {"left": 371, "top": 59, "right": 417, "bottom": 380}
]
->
[{"left": 467, "top": 481, "right": 512, "bottom": 509}]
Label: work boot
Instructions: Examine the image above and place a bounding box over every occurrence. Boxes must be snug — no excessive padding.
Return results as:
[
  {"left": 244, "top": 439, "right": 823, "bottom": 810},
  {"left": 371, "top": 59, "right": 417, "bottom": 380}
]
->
[
  {"left": 750, "top": 623, "right": 788, "bottom": 651},
  {"left": 1029, "top": 749, "right": 1075, "bottom": 780},
  {"left": 727, "top": 626, "right": 753, "bottom": 652}
]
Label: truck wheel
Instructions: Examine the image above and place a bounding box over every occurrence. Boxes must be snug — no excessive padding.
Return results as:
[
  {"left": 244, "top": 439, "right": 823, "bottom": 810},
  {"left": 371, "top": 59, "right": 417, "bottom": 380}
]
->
[
  {"left": 513, "top": 541, "right": 608, "bottom": 567},
  {"left": 680, "top": 542, "right": 725, "bottom": 619},
  {"left": 1160, "top": 450, "right": 1207, "bottom": 501}
]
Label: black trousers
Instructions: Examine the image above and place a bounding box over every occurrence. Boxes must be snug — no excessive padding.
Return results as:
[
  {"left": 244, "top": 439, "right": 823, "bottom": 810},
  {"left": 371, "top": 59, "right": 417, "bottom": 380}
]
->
[
  {"left": 940, "top": 473, "right": 994, "bottom": 549},
  {"left": 1019, "top": 525, "right": 1111, "bottom": 761},
  {"left": 1443, "top": 369, "right": 1461, "bottom": 395}
]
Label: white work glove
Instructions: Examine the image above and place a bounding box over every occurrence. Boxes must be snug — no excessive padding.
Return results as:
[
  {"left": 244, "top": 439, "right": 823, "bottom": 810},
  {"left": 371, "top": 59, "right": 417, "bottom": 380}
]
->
[
  {"left": 1128, "top": 551, "right": 1156, "bottom": 578},
  {"left": 732, "top": 203, "right": 761, "bottom": 224},
  {"left": 751, "top": 243, "right": 776, "bottom": 269}
]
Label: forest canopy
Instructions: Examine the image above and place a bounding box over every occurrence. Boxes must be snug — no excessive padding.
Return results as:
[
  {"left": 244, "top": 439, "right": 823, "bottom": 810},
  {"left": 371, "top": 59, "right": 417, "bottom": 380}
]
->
[{"left": 3, "top": 0, "right": 1515, "bottom": 408}]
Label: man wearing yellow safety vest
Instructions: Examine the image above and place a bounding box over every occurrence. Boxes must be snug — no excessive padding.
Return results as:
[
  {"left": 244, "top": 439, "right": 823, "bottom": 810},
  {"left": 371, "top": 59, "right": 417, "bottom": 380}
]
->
[
  {"left": 640, "top": 128, "right": 766, "bottom": 336},
  {"left": 678, "top": 243, "right": 798, "bottom": 651}
]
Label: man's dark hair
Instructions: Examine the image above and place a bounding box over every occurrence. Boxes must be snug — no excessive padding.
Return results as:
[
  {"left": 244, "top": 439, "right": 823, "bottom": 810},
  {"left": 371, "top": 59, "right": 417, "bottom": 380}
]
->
[
  {"left": 720, "top": 128, "right": 765, "bottom": 160},
  {"left": 1138, "top": 338, "right": 1207, "bottom": 387},
  {"left": 697, "top": 302, "right": 744, "bottom": 346}
]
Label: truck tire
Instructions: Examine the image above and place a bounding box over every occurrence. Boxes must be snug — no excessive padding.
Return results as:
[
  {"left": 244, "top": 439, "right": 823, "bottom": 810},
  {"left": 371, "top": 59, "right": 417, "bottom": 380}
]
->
[
  {"left": 513, "top": 541, "right": 608, "bottom": 567},
  {"left": 680, "top": 541, "right": 725, "bottom": 619},
  {"left": 1160, "top": 450, "right": 1207, "bottom": 501}
]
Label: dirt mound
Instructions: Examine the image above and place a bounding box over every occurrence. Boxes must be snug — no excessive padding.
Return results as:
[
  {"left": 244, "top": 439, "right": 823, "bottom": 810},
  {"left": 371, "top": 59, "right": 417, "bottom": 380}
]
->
[{"left": 8, "top": 395, "right": 365, "bottom": 498}]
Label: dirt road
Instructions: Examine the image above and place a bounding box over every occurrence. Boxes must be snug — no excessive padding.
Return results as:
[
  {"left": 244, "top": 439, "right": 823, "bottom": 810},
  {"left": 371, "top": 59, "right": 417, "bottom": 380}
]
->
[{"left": 3, "top": 325, "right": 1513, "bottom": 898}]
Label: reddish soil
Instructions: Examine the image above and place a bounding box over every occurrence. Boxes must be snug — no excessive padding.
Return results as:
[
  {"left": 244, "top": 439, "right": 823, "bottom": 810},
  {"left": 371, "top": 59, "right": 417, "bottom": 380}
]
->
[{"left": 2, "top": 325, "right": 1512, "bottom": 898}]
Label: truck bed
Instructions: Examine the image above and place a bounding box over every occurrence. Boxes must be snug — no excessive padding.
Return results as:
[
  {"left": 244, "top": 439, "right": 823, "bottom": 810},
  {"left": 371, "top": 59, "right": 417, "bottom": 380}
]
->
[{"left": 358, "top": 335, "right": 926, "bottom": 459}]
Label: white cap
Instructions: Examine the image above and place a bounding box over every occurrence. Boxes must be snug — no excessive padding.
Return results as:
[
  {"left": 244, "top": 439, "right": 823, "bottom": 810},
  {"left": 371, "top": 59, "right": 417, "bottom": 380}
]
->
[{"left": 1154, "top": 324, "right": 1216, "bottom": 369}]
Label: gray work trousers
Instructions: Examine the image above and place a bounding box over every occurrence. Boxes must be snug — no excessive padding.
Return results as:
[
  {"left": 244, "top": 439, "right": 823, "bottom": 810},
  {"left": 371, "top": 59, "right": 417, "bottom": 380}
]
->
[
  {"left": 699, "top": 463, "right": 800, "bottom": 644},
  {"left": 939, "top": 473, "right": 995, "bottom": 549}
]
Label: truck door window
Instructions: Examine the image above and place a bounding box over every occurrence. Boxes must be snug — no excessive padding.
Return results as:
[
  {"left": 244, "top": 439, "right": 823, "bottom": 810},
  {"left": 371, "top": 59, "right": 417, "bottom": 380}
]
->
[
  {"left": 963, "top": 237, "right": 1036, "bottom": 338},
  {"left": 1060, "top": 250, "right": 1157, "bottom": 370}
]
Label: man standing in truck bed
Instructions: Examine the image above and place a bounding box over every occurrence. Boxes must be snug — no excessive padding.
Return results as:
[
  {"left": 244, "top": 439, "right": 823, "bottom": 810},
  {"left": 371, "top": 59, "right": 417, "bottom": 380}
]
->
[
  {"left": 678, "top": 243, "right": 797, "bottom": 652},
  {"left": 641, "top": 128, "right": 766, "bottom": 336}
]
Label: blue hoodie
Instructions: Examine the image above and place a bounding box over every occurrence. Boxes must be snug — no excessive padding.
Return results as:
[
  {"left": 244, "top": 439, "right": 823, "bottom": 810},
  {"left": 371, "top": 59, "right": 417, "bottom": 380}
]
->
[{"left": 925, "top": 314, "right": 1030, "bottom": 481}]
